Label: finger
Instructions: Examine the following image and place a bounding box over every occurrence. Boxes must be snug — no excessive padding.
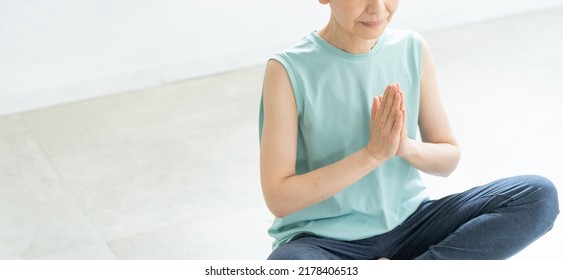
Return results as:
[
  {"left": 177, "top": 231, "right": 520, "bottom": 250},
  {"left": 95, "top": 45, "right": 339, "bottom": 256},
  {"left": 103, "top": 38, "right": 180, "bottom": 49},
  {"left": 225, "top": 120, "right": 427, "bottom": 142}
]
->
[
  {"left": 371, "top": 96, "right": 380, "bottom": 120},
  {"left": 375, "top": 96, "right": 381, "bottom": 111},
  {"left": 375, "top": 86, "right": 391, "bottom": 123},
  {"left": 380, "top": 84, "right": 392, "bottom": 110},
  {"left": 389, "top": 89, "right": 401, "bottom": 113},
  {"left": 403, "top": 107, "right": 407, "bottom": 126},
  {"left": 380, "top": 85, "right": 397, "bottom": 120},
  {"left": 399, "top": 91, "right": 405, "bottom": 110},
  {"left": 395, "top": 89, "right": 403, "bottom": 110},
  {"left": 392, "top": 110, "right": 404, "bottom": 136},
  {"left": 383, "top": 91, "right": 402, "bottom": 132}
]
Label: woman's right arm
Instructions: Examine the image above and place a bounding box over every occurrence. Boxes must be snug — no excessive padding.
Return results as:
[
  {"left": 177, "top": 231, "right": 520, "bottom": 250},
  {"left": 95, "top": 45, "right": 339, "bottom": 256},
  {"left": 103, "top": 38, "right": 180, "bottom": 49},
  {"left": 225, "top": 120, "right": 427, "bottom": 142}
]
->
[{"left": 260, "top": 60, "right": 403, "bottom": 218}]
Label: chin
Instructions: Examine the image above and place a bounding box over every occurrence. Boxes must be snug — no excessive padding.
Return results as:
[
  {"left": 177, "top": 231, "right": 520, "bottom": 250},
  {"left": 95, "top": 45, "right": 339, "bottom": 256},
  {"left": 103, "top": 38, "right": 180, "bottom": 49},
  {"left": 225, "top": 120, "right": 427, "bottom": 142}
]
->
[
  {"left": 361, "top": 30, "right": 386, "bottom": 40},
  {"left": 356, "top": 25, "right": 388, "bottom": 40}
]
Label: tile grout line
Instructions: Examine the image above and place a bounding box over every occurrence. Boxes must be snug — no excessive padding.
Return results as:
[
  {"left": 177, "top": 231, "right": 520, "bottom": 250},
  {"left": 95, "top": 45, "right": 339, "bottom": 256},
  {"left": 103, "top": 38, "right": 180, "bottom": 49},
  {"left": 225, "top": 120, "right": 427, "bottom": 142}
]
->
[{"left": 18, "top": 112, "right": 120, "bottom": 260}]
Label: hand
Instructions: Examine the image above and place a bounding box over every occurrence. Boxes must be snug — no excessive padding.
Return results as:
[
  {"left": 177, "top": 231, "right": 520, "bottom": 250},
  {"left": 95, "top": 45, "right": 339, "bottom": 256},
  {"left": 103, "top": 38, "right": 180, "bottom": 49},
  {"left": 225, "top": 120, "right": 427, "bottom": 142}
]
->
[
  {"left": 366, "top": 83, "right": 403, "bottom": 162},
  {"left": 395, "top": 85, "right": 412, "bottom": 157}
]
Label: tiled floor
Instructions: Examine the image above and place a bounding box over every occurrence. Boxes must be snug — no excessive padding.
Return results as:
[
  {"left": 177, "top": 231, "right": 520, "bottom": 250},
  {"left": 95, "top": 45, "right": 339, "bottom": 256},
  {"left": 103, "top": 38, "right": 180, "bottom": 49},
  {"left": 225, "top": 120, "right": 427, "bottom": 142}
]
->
[{"left": 1, "top": 7, "right": 562, "bottom": 260}]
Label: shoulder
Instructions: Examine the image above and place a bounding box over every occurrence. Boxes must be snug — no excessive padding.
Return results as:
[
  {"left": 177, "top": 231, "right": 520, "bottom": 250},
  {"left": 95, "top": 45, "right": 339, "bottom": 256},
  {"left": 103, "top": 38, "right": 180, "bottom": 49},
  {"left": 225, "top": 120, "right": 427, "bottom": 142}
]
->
[
  {"left": 381, "top": 29, "right": 426, "bottom": 59},
  {"left": 383, "top": 28, "right": 425, "bottom": 47},
  {"left": 267, "top": 32, "right": 328, "bottom": 87},
  {"left": 270, "top": 32, "right": 328, "bottom": 65}
]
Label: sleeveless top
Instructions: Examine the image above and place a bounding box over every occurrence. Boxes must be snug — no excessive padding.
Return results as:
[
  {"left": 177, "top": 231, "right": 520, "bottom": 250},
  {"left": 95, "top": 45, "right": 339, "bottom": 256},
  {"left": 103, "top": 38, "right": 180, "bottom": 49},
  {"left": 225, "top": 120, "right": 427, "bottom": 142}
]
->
[{"left": 259, "top": 29, "right": 428, "bottom": 249}]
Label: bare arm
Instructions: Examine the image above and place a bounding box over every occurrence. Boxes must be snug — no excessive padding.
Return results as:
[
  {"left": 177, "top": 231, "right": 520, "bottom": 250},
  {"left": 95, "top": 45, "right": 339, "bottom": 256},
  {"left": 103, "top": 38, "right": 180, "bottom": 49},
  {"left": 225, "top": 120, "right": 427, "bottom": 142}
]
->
[
  {"left": 396, "top": 38, "right": 461, "bottom": 176},
  {"left": 260, "top": 60, "right": 402, "bottom": 218}
]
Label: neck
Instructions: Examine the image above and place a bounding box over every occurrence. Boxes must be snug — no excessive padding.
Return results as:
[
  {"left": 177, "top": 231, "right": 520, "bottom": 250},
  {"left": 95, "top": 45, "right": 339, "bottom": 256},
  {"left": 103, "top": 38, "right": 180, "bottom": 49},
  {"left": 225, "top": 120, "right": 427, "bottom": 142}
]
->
[{"left": 317, "top": 20, "right": 379, "bottom": 54}]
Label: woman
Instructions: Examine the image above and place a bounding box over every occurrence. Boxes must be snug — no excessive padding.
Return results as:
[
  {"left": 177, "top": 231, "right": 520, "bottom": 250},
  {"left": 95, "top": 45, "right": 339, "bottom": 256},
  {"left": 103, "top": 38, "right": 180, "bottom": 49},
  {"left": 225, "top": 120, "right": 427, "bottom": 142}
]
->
[{"left": 259, "top": 0, "right": 558, "bottom": 259}]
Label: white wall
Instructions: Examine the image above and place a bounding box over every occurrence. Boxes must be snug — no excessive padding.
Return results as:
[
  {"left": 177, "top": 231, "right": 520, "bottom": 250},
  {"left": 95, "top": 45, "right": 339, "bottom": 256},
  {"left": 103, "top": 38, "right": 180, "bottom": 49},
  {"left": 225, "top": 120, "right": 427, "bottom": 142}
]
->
[{"left": 2, "top": 0, "right": 563, "bottom": 116}]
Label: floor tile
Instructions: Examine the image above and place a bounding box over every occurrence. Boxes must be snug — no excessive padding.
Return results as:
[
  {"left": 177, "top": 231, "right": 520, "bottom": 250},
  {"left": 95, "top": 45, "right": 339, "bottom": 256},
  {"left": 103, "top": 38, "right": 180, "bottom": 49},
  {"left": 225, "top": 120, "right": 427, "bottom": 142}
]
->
[
  {"left": 0, "top": 115, "right": 114, "bottom": 259},
  {"left": 21, "top": 67, "right": 266, "bottom": 241}
]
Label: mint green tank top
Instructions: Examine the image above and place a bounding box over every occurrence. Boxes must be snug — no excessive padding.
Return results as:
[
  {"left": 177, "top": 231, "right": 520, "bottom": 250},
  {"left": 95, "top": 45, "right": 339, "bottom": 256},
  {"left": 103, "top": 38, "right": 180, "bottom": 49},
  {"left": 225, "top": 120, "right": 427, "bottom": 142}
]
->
[{"left": 259, "top": 29, "right": 429, "bottom": 249}]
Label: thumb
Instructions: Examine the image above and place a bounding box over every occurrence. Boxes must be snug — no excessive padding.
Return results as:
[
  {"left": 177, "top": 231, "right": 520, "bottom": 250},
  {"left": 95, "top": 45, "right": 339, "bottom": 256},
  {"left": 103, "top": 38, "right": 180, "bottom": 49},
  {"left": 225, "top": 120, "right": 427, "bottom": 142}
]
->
[{"left": 371, "top": 96, "right": 381, "bottom": 119}]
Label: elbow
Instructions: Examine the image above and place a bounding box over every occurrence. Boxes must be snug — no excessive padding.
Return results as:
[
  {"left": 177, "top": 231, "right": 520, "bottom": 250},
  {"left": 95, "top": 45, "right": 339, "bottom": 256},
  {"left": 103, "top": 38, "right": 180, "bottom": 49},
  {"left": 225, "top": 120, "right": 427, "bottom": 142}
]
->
[
  {"left": 437, "top": 146, "right": 461, "bottom": 177},
  {"left": 261, "top": 182, "right": 291, "bottom": 219},
  {"left": 436, "top": 168, "right": 456, "bottom": 178},
  {"left": 269, "top": 207, "right": 288, "bottom": 219},
  {"left": 430, "top": 166, "right": 455, "bottom": 177},
  {"left": 264, "top": 197, "right": 290, "bottom": 218},
  {"left": 261, "top": 173, "right": 300, "bottom": 219}
]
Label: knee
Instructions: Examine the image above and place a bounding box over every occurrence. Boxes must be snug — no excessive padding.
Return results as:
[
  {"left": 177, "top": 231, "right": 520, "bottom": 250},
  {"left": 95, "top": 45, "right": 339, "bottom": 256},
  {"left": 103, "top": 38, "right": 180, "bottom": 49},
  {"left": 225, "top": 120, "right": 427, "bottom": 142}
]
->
[
  {"left": 267, "top": 243, "right": 332, "bottom": 260},
  {"left": 523, "top": 175, "right": 559, "bottom": 225},
  {"left": 526, "top": 175, "right": 558, "bottom": 206}
]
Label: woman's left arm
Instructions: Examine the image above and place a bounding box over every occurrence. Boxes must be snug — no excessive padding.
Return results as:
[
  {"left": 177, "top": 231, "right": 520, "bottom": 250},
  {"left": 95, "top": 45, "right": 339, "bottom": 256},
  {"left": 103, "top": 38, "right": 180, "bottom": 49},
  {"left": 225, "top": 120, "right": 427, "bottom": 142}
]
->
[{"left": 396, "top": 38, "right": 461, "bottom": 177}]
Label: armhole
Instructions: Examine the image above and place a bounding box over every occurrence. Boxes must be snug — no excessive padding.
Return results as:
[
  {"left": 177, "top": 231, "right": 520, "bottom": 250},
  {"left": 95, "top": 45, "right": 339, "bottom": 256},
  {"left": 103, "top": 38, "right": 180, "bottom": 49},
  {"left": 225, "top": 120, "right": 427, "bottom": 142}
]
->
[
  {"left": 411, "top": 31, "right": 424, "bottom": 81},
  {"left": 269, "top": 54, "right": 303, "bottom": 118}
]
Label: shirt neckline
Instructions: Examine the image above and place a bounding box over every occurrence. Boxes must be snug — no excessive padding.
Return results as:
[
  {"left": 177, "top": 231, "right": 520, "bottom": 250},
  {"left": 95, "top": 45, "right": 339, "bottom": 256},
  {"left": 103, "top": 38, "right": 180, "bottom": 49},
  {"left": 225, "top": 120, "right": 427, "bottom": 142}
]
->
[{"left": 308, "top": 30, "right": 386, "bottom": 61}]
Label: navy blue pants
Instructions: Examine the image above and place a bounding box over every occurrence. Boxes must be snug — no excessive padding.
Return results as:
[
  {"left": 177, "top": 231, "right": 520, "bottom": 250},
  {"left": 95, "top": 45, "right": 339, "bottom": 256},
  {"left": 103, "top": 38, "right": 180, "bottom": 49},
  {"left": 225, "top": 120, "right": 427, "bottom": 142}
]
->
[{"left": 267, "top": 175, "right": 559, "bottom": 260}]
